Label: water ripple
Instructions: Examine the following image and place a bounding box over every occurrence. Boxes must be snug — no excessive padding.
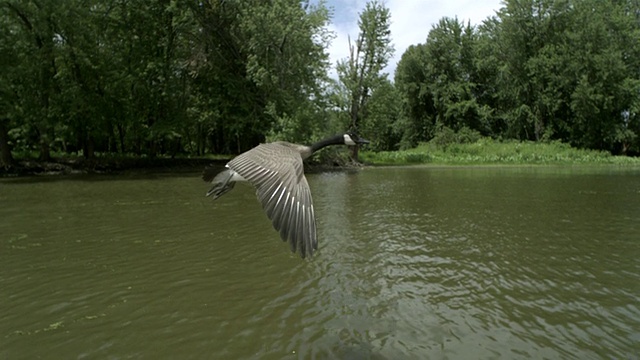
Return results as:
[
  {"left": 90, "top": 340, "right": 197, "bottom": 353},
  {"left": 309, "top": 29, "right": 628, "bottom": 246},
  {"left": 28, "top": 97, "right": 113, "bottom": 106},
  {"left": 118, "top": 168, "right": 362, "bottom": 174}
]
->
[{"left": 1, "top": 168, "right": 639, "bottom": 359}]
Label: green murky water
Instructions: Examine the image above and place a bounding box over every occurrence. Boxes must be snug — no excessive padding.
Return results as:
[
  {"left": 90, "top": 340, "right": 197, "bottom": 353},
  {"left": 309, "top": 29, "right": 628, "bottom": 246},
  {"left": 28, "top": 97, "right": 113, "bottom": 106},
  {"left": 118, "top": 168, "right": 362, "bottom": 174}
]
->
[{"left": 1, "top": 166, "right": 639, "bottom": 359}]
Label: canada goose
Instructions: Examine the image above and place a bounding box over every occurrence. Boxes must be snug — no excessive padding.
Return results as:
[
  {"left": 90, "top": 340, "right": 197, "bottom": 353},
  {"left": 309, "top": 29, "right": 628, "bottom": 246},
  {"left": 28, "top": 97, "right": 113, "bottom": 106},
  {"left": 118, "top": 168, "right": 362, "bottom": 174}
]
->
[{"left": 203, "top": 133, "right": 370, "bottom": 258}]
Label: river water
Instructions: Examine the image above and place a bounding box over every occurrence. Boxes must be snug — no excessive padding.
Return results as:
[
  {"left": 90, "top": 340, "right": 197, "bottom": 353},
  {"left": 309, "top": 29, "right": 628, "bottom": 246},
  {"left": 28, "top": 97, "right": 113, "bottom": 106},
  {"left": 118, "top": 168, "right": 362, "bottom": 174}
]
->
[{"left": 1, "top": 166, "right": 639, "bottom": 359}]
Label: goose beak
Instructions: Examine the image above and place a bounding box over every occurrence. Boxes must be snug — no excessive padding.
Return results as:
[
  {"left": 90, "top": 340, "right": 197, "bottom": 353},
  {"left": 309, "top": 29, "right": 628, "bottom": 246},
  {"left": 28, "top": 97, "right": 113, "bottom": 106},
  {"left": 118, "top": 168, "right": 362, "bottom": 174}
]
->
[{"left": 357, "top": 137, "right": 370, "bottom": 145}]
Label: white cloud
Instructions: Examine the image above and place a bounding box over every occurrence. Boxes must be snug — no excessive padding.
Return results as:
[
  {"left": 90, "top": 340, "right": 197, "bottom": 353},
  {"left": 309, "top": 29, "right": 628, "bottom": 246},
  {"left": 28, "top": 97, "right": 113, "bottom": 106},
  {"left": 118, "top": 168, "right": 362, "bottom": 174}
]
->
[{"left": 321, "top": 0, "right": 503, "bottom": 79}]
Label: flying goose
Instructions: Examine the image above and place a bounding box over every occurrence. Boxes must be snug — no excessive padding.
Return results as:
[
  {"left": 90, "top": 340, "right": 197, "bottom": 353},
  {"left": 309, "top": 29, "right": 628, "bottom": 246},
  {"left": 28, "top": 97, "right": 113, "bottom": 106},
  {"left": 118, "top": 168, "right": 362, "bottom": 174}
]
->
[{"left": 203, "top": 133, "right": 369, "bottom": 258}]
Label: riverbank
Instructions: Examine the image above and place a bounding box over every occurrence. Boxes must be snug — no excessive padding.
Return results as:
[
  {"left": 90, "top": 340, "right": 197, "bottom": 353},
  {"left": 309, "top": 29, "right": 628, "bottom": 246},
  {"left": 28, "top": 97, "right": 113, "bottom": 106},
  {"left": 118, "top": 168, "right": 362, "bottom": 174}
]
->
[
  {"left": 0, "top": 154, "right": 361, "bottom": 177},
  {"left": 0, "top": 157, "right": 227, "bottom": 177},
  {"left": 2, "top": 139, "right": 638, "bottom": 177},
  {"left": 361, "top": 139, "right": 640, "bottom": 166}
]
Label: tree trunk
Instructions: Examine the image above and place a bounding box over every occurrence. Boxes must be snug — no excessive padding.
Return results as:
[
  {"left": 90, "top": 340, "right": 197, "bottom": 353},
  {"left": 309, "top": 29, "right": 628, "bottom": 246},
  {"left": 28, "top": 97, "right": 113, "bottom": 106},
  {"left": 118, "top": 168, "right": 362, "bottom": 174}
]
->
[
  {"left": 116, "top": 123, "right": 126, "bottom": 154},
  {"left": 39, "top": 133, "right": 51, "bottom": 161},
  {"left": 0, "top": 120, "right": 15, "bottom": 167},
  {"left": 84, "top": 135, "right": 95, "bottom": 159},
  {"left": 149, "top": 138, "right": 157, "bottom": 158}
]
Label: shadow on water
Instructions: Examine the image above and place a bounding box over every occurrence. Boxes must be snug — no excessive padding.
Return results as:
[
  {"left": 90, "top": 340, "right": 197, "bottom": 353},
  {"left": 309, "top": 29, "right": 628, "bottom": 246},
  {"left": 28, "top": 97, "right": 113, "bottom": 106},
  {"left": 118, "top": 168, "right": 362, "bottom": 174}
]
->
[
  {"left": 0, "top": 162, "right": 360, "bottom": 185},
  {"left": 0, "top": 170, "right": 207, "bottom": 184}
]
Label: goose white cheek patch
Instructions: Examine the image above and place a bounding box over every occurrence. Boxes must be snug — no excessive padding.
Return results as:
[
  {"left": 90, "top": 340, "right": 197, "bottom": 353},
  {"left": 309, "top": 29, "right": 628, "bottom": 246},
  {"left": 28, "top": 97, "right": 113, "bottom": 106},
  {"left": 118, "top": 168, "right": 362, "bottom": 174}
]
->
[{"left": 343, "top": 134, "right": 356, "bottom": 146}]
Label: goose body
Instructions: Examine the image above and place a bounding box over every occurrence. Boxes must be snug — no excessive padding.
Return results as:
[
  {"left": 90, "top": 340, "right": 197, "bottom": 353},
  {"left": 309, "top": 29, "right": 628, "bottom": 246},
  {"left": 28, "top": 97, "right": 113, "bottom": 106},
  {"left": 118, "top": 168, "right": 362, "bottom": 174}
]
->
[{"left": 203, "top": 133, "right": 369, "bottom": 258}]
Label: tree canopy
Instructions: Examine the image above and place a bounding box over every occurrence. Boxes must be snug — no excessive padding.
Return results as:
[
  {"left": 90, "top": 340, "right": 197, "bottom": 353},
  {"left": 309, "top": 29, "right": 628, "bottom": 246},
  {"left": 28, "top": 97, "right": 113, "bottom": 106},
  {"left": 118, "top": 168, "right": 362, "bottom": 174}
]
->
[
  {"left": 395, "top": 0, "right": 640, "bottom": 154},
  {"left": 1, "top": 0, "right": 639, "bottom": 168},
  {"left": 335, "top": 0, "right": 394, "bottom": 157},
  {"left": 0, "top": 0, "right": 333, "bottom": 164}
]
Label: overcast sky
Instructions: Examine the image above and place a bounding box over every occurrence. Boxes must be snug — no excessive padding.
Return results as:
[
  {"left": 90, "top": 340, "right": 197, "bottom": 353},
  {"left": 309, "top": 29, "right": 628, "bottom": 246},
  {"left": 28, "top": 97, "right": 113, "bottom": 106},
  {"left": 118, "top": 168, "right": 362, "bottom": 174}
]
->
[{"left": 319, "top": 0, "right": 504, "bottom": 78}]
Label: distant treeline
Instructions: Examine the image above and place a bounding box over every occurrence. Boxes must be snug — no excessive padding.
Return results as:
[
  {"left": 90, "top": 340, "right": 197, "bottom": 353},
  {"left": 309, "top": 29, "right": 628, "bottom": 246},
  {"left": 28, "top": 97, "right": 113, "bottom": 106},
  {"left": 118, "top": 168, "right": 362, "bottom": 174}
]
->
[
  {"left": 394, "top": 0, "right": 640, "bottom": 156},
  {"left": 1, "top": 0, "right": 639, "bottom": 167}
]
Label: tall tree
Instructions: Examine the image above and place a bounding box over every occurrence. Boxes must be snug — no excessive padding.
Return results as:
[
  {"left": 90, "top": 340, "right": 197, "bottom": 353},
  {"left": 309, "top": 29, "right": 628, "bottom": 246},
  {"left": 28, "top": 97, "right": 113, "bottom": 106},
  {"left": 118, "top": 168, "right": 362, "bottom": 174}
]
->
[
  {"left": 3, "top": 0, "right": 61, "bottom": 161},
  {"left": 239, "top": 0, "right": 333, "bottom": 144},
  {"left": 394, "top": 18, "right": 490, "bottom": 146},
  {"left": 495, "top": 0, "right": 563, "bottom": 141},
  {"left": 0, "top": 5, "right": 21, "bottom": 166},
  {"left": 190, "top": 0, "right": 331, "bottom": 153},
  {"left": 422, "top": 18, "right": 488, "bottom": 133},
  {"left": 360, "top": 78, "right": 402, "bottom": 151},
  {"left": 563, "top": 0, "right": 640, "bottom": 152},
  {"left": 336, "top": 0, "right": 394, "bottom": 160},
  {"left": 495, "top": 0, "right": 640, "bottom": 151},
  {"left": 473, "top": 16, "right": 505, "bottom": 136},
  {"left": 394, "top": 43, "right": 431, "bottom": 147}
]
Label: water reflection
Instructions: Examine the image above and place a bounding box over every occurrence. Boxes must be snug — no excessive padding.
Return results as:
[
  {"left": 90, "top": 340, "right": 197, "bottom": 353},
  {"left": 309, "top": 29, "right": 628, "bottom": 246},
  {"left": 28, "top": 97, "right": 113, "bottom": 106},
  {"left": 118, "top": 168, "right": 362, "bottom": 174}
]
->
[{"left": 1, "top": 167, "right": 639, "bottom": 359}]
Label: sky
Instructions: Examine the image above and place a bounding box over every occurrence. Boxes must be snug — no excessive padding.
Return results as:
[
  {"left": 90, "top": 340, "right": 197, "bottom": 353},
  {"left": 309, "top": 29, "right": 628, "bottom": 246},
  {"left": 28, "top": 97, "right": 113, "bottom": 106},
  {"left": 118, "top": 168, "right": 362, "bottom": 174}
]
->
[{"left": 318, "top": 0, "right": 504, "bottom": 78}]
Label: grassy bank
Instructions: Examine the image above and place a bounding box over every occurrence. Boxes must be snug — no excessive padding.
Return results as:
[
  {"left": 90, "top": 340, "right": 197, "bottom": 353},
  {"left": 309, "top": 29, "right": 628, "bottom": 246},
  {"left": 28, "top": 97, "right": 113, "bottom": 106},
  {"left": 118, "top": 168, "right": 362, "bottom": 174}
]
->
[
  {"left": 361, "top": 139, "right": 640, "bottom": 166},
  {"left": 4, "top": 138, "right": 639, "bottom": 177}
]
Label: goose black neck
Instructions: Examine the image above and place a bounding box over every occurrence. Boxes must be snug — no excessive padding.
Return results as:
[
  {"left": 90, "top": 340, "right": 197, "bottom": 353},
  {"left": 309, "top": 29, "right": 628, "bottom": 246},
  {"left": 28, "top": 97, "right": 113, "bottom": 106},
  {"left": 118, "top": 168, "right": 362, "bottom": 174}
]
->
[{"left": 310, "top": 134, "right": 344, "bottom": 153}]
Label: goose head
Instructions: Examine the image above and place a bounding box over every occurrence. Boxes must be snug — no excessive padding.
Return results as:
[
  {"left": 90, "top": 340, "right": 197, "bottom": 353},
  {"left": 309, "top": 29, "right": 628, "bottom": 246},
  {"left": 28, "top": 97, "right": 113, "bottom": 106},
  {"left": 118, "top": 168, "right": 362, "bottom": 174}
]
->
[{"left": 343, "top": 133, "right": 370, "bottom": 146}]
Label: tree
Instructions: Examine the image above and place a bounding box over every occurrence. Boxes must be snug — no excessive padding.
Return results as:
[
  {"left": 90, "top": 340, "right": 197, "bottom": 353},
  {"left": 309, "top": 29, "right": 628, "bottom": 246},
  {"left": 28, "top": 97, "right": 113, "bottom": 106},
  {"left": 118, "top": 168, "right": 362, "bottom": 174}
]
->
[
  {"left": 394, "top": 18, "right": 491, "bottom": 146},
  {"left": 494, "top": 0, "right": 640, "bottom": 151},
  {"left": 336, "top": 0, "right": 394, "bottom": 160},
  {"left": 392, "top": 0, "right": 640, "bottom": 154},
  {"left": 1, "top": 0, "right": 336, "bottom": 162},
  {"left": 422, "top": 18, "right": 489, "bottom": 133},
  {"left": 563, "top": 0, "right": 640, "bottom": 152},
  {"left": 189, "top": 0, "right": 332, "bottom": 153},
  {"left": 3, "top": 0, "right": 63, "bottom": 161},
  {"left": 0, "top": 5, "right": 21, "bottom": 166},
  {"left": 394, "top": 44, "right": 431, "bottom": 147},
  {"left": 360, "top": 78, "right": 402, "bottom": 151},
  {"left": 239, "top": 0, "right": 333, "bottom": 144},
  {"left": 473, "top": 16, "right": 508, "bottom": 137}
]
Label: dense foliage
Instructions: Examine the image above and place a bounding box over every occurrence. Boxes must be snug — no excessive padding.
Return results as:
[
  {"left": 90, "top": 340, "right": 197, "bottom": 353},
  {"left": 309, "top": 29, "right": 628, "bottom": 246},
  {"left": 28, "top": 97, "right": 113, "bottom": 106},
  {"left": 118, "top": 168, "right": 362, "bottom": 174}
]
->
[
  {"left": 334, "top": 0, "right": 394, "bottom": 159},
  {"left": 395, "top": 0, "right": 640, "bottom": 154},
  {"left": 0, "top": 0, "right": 333, "bottom": 164},
  {"left": 1, "top": 0, "right": 639, "bottom": 167}
]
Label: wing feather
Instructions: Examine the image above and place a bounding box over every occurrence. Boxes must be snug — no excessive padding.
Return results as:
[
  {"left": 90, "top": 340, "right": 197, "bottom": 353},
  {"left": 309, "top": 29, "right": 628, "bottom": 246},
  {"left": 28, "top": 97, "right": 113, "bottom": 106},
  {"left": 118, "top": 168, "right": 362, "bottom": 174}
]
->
[{"left": 227, "top": 143, "right": 318, "bottom": 258}]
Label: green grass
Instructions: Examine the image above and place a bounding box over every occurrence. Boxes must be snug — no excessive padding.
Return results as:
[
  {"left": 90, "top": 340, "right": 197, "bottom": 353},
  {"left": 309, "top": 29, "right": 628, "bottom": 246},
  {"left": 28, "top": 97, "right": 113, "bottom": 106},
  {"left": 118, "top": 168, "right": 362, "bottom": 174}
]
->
[{"left": 361, "top": 139, "right": 640, "bottom": 166}]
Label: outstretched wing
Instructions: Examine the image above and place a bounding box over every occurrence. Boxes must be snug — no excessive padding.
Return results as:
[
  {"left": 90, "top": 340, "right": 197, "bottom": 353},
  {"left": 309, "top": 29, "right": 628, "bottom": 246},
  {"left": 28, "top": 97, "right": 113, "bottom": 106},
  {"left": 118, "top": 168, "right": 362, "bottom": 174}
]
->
[{"left": 228, "top": 143, "right": 318, "bottom": 258}]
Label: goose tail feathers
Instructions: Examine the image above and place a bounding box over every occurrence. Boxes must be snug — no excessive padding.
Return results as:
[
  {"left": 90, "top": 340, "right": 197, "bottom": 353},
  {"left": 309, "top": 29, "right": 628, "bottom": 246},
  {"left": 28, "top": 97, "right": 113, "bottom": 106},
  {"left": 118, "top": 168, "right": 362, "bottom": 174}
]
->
[{"left": 205, "top": 168, "right": 236, "bottom": 200}]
